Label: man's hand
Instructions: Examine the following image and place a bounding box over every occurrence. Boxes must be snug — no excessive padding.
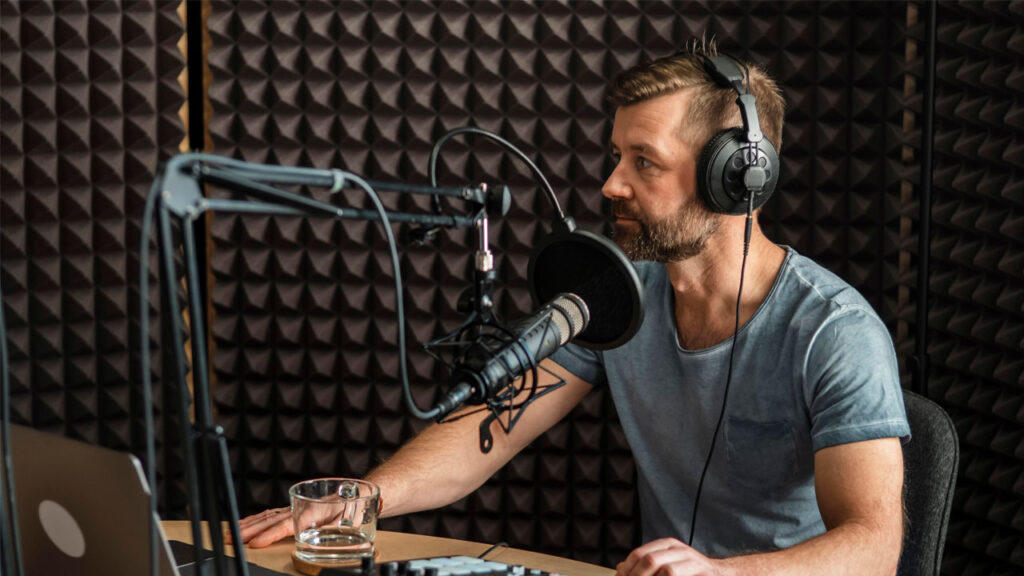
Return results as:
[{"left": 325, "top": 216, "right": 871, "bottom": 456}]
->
[
  {"left": 230, "top": 507, "right": 292, "bottom": 548},
  {"left": 232, "top": 497, "right": 363, "bottom": 548},
  {"left": 616, "top": 538, "right": 728, "bottom": 576}
]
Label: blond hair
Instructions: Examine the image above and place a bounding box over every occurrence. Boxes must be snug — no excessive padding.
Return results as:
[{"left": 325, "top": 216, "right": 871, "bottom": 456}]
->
[{"left": 608, "top": 39, "right": 785, "bottom": 152}]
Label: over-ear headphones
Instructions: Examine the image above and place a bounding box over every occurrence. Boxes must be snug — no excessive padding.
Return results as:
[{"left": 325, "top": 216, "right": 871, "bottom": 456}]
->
[
  {"left": 696, "top": 55, "right": 779, "bottom": 215},
  {"left": 687, "top": 53, "right": 781, "bottom": 547}
]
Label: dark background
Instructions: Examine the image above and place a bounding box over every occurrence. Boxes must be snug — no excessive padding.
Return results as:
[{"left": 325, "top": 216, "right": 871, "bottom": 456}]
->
[{"left": 1, "top": 1, "right": 1021, "bottom": 573}]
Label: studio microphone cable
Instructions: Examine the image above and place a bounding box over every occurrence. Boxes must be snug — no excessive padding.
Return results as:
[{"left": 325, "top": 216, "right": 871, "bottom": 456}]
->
[
  {"left": 688, "top": 192, "right": 756, "bottom": 547},
  {"left": 139, "top": 173, "right": 164, "bottom": 576},
  {"left": 321, "top": 172, "right": 423, "bottom": 421}
]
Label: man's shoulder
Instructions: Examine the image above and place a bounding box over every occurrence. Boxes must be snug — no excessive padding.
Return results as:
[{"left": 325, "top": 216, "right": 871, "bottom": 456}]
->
[
  {"left": 766, "top": 249, "right": 891, "bottom": 350},
  {"left": 781, "top": 248, "right": 876, "bottom": 315}
]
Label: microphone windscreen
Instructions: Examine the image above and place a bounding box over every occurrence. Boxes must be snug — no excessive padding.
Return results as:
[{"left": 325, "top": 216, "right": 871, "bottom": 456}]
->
[{"left": 528, "top": 228, "right": 644, "bottom": 350}]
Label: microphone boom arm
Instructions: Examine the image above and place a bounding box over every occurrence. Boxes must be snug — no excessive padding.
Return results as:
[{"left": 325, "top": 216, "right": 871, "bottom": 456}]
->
[{"left": 142, "top": 153, "right": 495, "bottom": 576}]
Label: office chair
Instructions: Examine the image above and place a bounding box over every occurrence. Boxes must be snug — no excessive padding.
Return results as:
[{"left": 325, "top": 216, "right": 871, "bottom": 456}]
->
[{"left": 897, "top": 389, "right": 959, "bottom": 576}]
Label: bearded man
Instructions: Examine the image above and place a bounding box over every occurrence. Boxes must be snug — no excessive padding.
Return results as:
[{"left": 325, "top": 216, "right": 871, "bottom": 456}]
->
[{"left": 238, "top": 44, "right": 910, "bottom": 576}]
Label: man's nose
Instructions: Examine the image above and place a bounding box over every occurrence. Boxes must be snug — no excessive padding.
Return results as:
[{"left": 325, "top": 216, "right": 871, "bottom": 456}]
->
[{"left": 602, "top": 162, "right": 632, "bottom": 200}]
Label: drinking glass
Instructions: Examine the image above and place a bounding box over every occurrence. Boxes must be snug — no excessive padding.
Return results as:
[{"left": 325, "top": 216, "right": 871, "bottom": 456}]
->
[{"left": 289, "top": 478, "right": 379, "bottom": 564}]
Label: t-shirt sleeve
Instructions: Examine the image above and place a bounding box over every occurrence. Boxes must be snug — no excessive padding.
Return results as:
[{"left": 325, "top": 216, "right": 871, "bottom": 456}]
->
[
  {"left": 550, "top": 341, "right": 607, "bottom": 386},
  {"left": 803, "top": 305, "right": 911, "bottom": 452}
]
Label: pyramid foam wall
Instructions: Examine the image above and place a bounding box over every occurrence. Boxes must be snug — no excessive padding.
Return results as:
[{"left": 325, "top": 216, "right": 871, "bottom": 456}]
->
[
  {"left": 903, "top": 2, "right": 1024, "bottom": 574},
  {"left": 0, "top": 0, "right": 188, "bottom": 514}
]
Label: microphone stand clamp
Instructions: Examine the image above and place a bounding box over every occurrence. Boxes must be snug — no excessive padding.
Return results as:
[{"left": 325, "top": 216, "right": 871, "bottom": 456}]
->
[{"left": 472, "top": 211, "right": 496, "bottom": 323}]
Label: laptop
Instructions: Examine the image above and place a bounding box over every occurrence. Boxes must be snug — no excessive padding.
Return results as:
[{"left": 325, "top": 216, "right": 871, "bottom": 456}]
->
[{"left": 2, "top": 423, "right": 282, "bottom": 576}]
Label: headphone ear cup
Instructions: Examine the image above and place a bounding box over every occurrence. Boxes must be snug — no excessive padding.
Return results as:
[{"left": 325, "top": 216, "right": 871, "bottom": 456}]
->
[
  {"left": 697, "top": 128, "right": 743, "bottom": 214},
  {"left": 697, "top": 127, "right": 780, "bottom": 215}
]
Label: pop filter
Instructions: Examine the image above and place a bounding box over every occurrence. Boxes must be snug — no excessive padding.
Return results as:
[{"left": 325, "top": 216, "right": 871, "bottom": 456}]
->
[{"left": 528, "top": 219, "right": 644, "bottom": 350}]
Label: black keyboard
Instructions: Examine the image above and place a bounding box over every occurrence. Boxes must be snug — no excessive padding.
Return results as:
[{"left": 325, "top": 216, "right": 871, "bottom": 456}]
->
[{"left": 321, "top": 555, "right": 567, "bottom": 576}]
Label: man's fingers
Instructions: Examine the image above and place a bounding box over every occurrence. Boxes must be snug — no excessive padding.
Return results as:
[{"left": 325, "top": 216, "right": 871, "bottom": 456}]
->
[
  {"left": 232, "top": 508, "right": 291, "bottom": 544},
  {"left": 616, "top": 538, "right": 684, "bottom": 576},
  {"left": 639, "top": 550, "right": 701, "bottom": 576},
  {"left": 239, "top": 507, "right": 289, "bottom": 528},
  {"left": 248, "top": 519, "right": 295, "bottom": 548}
]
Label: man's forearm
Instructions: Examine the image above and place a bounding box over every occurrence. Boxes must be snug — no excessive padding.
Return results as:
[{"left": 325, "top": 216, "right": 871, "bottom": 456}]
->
[
  {"left": 718, "top": 519, "right": 901, "bottom": 576},
  {"left": 363, "top": 362, "right": 594, "bottom": 519},
  {"left": 364, "top": 413, "right": 517, "bottom": 518}
]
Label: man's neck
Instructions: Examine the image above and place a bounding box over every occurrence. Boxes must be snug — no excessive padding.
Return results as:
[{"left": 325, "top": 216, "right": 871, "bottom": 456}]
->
[{"left": 664, "top": 222, "right": 786, "bottom": 350}]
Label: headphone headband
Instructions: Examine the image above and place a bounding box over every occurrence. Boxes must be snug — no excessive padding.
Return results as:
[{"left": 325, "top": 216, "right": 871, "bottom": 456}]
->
[
  {"left": 694, "top": 52, "right": 779, "bottom": 215},
  {"left": 701, "top": 55, "right": 764, "bottom": 145},
  {"left": 701, "top": 55, "right": 748, "bottom": 94}
]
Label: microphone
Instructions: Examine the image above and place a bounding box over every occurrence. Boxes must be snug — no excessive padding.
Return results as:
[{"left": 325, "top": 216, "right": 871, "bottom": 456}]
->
[
  {"left": 431, "top": 218, "right": 645, "bottom": 423},
  {"left": 432, "top": 293, "right": 590, "bottom": 420}
]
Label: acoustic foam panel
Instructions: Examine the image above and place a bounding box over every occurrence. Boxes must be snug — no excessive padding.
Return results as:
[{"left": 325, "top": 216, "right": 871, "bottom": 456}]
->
[
  {"left": 0, "top": 0, "right": 187, "bottom": 514},
  {"left": 904, "top": 2, "right": 1024, "bottom": 574},
  {"left": 204, "top": 1, "right": 911, "bottom": 565}
]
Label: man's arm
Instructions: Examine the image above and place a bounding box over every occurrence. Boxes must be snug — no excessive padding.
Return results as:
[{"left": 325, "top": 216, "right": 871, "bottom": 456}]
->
[
  {"left": 617, "top": 436, "right": 905, "bottom": 576},
  {"left": 237, "top": 359, "right": 594, "bottom": 547},
  {"left": 365, "top": 359, "right": 593, "bottom": 518}
]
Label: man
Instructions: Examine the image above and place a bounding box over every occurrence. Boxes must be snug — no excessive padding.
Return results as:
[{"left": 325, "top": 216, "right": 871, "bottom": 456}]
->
[{"left": 237, "top": 44, "right": 910, "bottom": 576}]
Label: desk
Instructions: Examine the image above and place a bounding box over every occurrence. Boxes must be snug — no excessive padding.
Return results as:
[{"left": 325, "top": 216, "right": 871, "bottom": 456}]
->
[{"left": 162, "top": 522, "right": 614, "bottom": 576}]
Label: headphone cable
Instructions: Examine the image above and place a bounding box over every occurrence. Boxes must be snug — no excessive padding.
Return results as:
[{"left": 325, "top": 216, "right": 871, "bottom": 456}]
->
[{"left": 688, "top": 192, "right": 755, "bottom": 547}]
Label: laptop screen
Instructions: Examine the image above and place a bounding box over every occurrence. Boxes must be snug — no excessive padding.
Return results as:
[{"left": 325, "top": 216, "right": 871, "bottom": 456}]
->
[
  {"left": 3, "top": 423, "right": 181, "bottom": 575},
  {"left": 4, "top": 424, "right": 293, "bottom": 576}
]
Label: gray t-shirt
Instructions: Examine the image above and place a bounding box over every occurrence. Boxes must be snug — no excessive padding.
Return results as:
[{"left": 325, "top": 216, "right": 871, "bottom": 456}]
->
[{"left": 551, "top": 247, "right": 910, "bottom": 557}]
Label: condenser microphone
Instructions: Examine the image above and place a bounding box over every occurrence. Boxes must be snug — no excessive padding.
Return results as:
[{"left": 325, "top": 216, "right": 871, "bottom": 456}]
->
[
  {"left": 433, "top": 293, "right": 590, "bottom": 419},
  {"left": 431, "top": 218, "right": 644, "bottom": 424}
]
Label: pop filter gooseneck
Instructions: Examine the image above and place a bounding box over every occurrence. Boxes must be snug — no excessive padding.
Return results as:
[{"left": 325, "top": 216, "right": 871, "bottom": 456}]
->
[{"left": 428, "top": 126, "right": 567, "bottom": 222}]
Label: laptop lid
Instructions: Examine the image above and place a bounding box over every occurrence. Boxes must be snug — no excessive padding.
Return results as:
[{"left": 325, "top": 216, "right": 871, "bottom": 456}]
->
[{"left": 4, "top": 423, "right": 180, "bottom": 576}]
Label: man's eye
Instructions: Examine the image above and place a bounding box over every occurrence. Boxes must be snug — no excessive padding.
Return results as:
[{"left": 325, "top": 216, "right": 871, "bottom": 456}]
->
[
  {"left": 636, "top": 157, "right": 652, "bottom": 169},
  {"left": 609, "top": 152, "right": 621, "bottom": 164}
]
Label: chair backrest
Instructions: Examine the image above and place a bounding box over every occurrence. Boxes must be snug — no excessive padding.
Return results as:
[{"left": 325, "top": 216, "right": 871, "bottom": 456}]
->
[{"left": 897, "top": 389, "right": 959, "bottom": 576}]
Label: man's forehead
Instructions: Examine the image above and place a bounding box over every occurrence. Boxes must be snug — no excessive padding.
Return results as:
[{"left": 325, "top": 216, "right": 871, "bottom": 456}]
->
[{"left": 609, "top": 91, "right": 690, "bottom": 150}]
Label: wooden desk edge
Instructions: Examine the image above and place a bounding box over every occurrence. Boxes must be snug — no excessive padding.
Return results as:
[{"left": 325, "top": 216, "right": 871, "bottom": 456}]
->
[{"left": 161, "top": 521, "right": 614, "bottom": 576}]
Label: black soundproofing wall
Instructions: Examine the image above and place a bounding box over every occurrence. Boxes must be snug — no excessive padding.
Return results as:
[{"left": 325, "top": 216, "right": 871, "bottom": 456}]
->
[
  {"left": 202, "top": 1, "right": 912, "bottom": 566},
  {"left": 0, "top": 0, "right": 188, "bottom": 511},
  {"left": 911, "top": 2, "right": 1024, "bottom": 574}
]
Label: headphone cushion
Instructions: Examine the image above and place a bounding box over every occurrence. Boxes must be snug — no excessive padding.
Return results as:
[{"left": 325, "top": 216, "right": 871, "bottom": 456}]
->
[{"left": 697, "top": 127, "right": 779, "bottom": 215}]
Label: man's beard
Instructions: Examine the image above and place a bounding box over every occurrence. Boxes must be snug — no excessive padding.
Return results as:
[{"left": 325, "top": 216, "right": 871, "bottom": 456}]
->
[{"left": 611, "top": 197, "right": 721, "bottom": 262}]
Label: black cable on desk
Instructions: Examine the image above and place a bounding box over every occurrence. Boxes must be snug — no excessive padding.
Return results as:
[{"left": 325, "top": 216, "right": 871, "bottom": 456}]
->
[{"left": 478, "top": 541, "right": 509, "bottom": 559}]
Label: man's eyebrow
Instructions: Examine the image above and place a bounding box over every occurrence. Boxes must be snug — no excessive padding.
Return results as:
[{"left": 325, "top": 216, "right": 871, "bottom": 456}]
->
[
  {"left": 608, "top": 141, "right": 658, "bottom": 154},
  {"left": 629, "top": 142, "right": 666, "bottom": 161}
]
